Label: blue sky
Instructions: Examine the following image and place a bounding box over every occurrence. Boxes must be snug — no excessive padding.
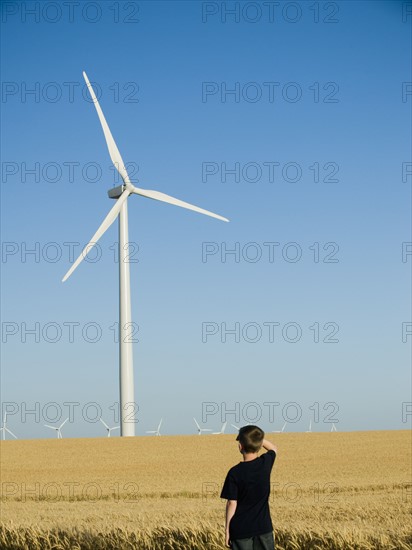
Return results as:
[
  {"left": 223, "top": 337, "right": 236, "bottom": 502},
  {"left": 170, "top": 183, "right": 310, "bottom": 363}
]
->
[{"left": 1, "top": 0, "right": 411, "bottom": 439}]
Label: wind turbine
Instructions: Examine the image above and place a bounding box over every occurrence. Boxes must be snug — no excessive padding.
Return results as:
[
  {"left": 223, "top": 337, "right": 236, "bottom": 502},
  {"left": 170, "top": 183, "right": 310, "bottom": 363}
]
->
[
  {"left": 0, "top": 413, "right": 17, "bottom": 440},
  {"left": 305, "top": 420, "right": 312, "bottom": 433},
  {"left": 273, "top": 422, "right": 287, "bottom": 433},
  {"left": 44, "top": 418, "right": 68, "bottom": 439},
  {"left": 231, "top": 424, "right": 240, "bottom": 431},
  {"left": 213, "top": 421, "right": 227, "bottom": 434},
  {"left": 193, "top": 417, "right": 212, "bottom": 435},
  {"left": 99, "top": 417, "right": 120, "bottom": 437},
  {"left": 62, "top": 72, "right": 229, "bottom": 437},
  {"left": 331, "top": 423, "right": 337, "bottom": 432},
  {"left": 146, "top": 418, "right": 162, "bottom": 436}
]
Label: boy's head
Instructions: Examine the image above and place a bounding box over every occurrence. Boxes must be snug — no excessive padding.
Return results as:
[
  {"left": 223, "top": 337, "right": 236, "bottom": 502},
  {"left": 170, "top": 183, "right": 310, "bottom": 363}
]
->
[{"left": 236, "top": 425, "right": 264, "bottom": 453}]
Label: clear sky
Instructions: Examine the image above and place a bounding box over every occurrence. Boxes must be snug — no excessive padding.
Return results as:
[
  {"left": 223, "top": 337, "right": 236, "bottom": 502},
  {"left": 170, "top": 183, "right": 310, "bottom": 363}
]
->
[{"left": 1, "top": 0, "right": 411, "bottom": 439}]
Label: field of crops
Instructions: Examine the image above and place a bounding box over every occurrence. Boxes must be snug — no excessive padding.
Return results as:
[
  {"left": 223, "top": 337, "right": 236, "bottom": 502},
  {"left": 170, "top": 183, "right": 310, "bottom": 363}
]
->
[{"left": 0, "top": 430, "right": 410, "bottom": 549}]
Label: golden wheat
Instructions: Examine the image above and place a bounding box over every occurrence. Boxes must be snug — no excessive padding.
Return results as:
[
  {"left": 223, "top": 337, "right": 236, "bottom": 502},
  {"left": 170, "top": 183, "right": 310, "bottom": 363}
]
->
[{"left": 0, "top": 430, "right": 410, "bottom": 549}]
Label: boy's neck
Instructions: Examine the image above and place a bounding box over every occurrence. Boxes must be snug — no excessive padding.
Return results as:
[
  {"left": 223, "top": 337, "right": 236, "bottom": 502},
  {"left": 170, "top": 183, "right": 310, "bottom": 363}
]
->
[{"left": 242, "top": 451, "right": 258, "bottom": 462}]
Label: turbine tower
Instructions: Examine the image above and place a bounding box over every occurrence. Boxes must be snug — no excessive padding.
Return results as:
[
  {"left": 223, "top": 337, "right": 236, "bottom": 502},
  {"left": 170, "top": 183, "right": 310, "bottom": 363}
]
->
[{"left": 62, "top": 72, "right": 229, "bottom": 437}]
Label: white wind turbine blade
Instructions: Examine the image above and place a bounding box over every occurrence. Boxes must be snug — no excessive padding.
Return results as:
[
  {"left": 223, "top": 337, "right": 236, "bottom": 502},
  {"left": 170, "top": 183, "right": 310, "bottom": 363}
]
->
[
  {"left": 231, "top": 424, "right": 239, "bottom": 430},
  {"left": 62, "top": 189, "right": 130, "bottom": 282},
  {"left": 44, "top": 425, "right": 57, "bottom": 430},
  {"left": 157, "top": 419, "right": 163, "bottom": 431},
  {"left": 132, "top": 187, "right": 229, "bottom": 223},
  {"left": 99, "top": 418, "right": 110, "bottom": 430},
  {"left": 5, "top": 428, "right": 17, "bottom": 439},
  {"left": 59, "top": 418, "right": 69, "bottom": 429},
  {"left": 213, "top": 422, "right": 226, "bottom": 434},
  {"left": 83, "top": 71, "right": 130, "bottom": 184},
  {"left": 193, "top": 418, "right": 201, "bottom": 430}
]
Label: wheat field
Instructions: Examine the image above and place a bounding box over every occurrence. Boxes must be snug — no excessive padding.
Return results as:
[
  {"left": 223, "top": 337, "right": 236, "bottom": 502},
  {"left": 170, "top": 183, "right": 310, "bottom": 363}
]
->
[{"left": 0, "top": 430, "right": 410, "bottom": 549}]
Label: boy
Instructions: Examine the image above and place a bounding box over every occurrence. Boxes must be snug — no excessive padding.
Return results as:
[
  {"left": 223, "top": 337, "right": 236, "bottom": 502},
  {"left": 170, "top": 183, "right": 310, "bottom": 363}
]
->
[{"left": 221, "top": 425, "right": 277, "bottom": 550}]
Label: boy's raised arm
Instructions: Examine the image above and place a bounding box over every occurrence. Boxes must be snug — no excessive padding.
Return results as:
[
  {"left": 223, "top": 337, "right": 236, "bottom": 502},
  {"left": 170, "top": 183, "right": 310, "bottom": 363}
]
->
[{"left": 262, "top": 438, "right": 278, "bottom": 454}]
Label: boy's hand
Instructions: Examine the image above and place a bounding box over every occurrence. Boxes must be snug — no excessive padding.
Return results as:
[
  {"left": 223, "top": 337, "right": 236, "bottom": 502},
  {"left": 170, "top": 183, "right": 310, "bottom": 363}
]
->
[{"left": 224, "top": 499, "right": 236, "bottom": 547}]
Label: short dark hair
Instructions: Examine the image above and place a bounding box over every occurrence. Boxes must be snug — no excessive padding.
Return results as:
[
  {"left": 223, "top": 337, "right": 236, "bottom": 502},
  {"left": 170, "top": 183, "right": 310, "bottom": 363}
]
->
[{"left": 236, "top": 425, "right": 264, "bottom": 453}]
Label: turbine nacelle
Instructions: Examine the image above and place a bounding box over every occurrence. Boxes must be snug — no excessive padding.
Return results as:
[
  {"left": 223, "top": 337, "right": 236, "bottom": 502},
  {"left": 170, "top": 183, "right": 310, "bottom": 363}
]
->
[{"left": 108, "top": 184, "right": 128, "bottom": 199}]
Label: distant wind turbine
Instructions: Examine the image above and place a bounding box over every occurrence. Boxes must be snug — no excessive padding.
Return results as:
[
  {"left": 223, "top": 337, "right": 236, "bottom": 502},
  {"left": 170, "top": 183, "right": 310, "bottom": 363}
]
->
[
  {"left": 194, "top": 417, "right": 212, "bottom": 435},
  {"left": 44, "top": 418, "right": 68, "bottom": 439},
  {"left": 99, "top": 417, "right": 120, "bottom": 437},
  {"left": 146, "top": 418, "right": 163, "bottom": 436},
  {"left": 331, "top": 423, "right": 337, "bottom": 432},
  {"left": 305, "top": 420, "right": 312, "bottom": 433},
  {"left": 273, "top": 422, "right": 287, "bottom": 433},
  {"left": 62, "top": 71, "right": 229, "bottom": 437},
  {"left": 213, "top": 421, "right": 227, "bottom": 435},
  {"left": 0, "top": 413, "right": 17, "bottom": 440}
]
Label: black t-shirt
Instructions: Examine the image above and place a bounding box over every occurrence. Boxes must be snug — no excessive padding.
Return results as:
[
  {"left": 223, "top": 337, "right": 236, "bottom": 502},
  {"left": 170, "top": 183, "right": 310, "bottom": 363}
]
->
[{"left": 220, "top": 450, "right": 276, "bottom": 540}]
